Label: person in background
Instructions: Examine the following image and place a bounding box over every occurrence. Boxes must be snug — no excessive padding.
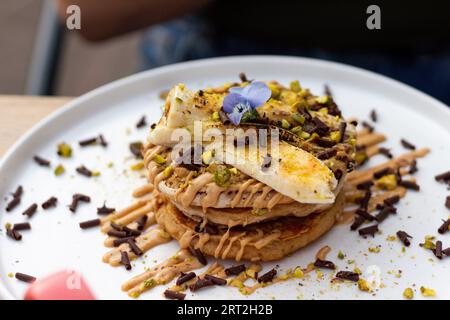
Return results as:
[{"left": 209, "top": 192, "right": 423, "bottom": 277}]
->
[{"left": 56, "top": 0, "right": 450, "bottom": 105}]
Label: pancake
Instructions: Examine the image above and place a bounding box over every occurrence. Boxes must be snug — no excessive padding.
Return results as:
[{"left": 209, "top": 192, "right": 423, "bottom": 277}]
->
[{"left": 155, "top": 192, "right": 344, "bottom": 262}]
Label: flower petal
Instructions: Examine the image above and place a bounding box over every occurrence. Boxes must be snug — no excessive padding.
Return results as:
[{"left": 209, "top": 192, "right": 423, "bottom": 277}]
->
[
  {"left": 229, "top": 86, "right": 245, "bottom": 95},
  {"left": 242, "top": 81, "right": 272, "bottom": 108},
  {"left": 222, "top": 93, "right": 245, "bottom": 113},
  {"left": 227, "top": 111, "right": 244, "bottom": 125}
]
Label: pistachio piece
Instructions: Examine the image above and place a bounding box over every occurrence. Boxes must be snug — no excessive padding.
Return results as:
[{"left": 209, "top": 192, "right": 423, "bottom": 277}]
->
[
  {"left": 290, "top": 80, "right": 301, "bottom": 92},
  {"left": 292, "top": 113, "right": 306, "bottom": 124},
  {"left": 57, "top": 143, "right": 72, "bottom": 158},
  {"left": 375, "top": 174, "right": 397, "bottom": 190},
  {"left": 213, "top": 165, "right": 231, "bottom": 187},
  {"left": 163, "top": 165, "right": 173, "bottom": 178},
  {"left": 153, "top": 154, "right": 166, "bottom": 165},
  {"left": 420, "top": 286, "right": 436, "bottom": 297},
  {"left": 281, "top": 119, "right": 291, "bottom": 129},
  {"left": 54, "top": 164, "right": 65, "bottom": 176},
  {"left": 403, "top": 287, "right": 414, "bottom": 299},
  {"left": 211, "top": 111, "right": 220, "bottom": 122}
]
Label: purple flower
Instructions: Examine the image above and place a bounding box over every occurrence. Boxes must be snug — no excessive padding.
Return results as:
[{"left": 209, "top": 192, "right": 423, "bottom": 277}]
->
[{"left": 222, "top": 81, "right": 271, "bottom": 125}]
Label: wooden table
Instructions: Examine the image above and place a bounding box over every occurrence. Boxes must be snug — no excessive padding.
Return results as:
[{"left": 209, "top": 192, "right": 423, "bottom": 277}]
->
[{"left": 0, "top": 95, "right": 72, "bottom": 157}]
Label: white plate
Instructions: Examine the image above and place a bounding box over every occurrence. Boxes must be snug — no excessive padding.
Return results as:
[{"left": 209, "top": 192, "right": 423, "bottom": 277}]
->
[{"left": 1, "top": 56, "right": 450, "bottom": 300}]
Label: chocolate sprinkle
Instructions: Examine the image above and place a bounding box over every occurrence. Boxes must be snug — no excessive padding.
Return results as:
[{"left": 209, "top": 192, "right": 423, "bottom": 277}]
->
[
  {"left": 6, "top": 227, "right": 22, "bottom": 241},
  {"left": 338, "top": 122, "right": 347, "bottom": 143},
  {"left": 239, "top": 72, "right": 248, "bottom": 82},
  {"left": 356, "top": 180, "right": 374, "bottom": 190},
  {"left": 69, "top": 194, "right": 91, "bottom": 213},
  {"left": 378, "top": 147, "right": 393, "bottom": 159},
  {"left": 335, "top": 271, "right": 360, "bottom": 282},
  {"left": 42, "top": 197, "right": 57, "bottom": 209},
  {"left": 97, "top": 203, "right": 115, "bottom": 215},
  {"left": 350, "top": 215, "right": 366, "bottom": 231},
  {"left": 122, "top": 226, "right": 141, "bottom": 237},
  {"left": 76, "top": 165, "right": 92, "bottom": 177},
  {"left": 164, "top": 290, "right": 186, "bottom": 300},
  {"left": 400, "top": 139, "right": 416, "bottom": 150},
  {"left": 136, "top": 116, "right": 147, "bottom": 129},
  {"left": 435, "top": 241, "right": 443, "bottom": 259},
  {"left": 6, "top": 197, "right": 21, "bottom": 212},
  {"left": 257, "top": 269, "right": 277, "bottom": 283},
  {"left": 373, "top": 167, "right": 394, "bottom": 179},
  {"left": 22, "top": 203, "right": 38, "bottom": 218},
  {"left": 107, "top": 230, "right": 128, "bottom": 238},
  {"left": 435, "top": 171, "right": 450, "bottom": 182},
  {"left": 13, "top": 222, "right": 31, "bottom": 231},
  {"left": 362, "top": 121, "right": 374, "bottom": 133},
  {"left": 358, "top": 224, "right": 379, "bottom": 237},
  {"left": 190, "top": 278, "right": 214, "bottom": 292},
  {"left": 399, "top": 180, "right": 420, "bottom": 191},
  {"left": 136, "top": 215, "right": 148, "bottom": 231},
  {"left": 409, "top": 160, "right": 418, "bottom": 174},
  {"left": 129, "top": 142, "right": 143, "bottom": 159},
  {"left": 176, "top": 272, "right": 196, "bottom": 286},
  {"left": 317, "top": 148, "right": 337, "bottom": 160},
  {"left": 79, "top": 219, "right": 101, "bottom": 229},
  {"left": 120, "top": 251, "right": 132, "bottom": 270},
  {"left": 98, "top": 134, "right": 108, "bottom": 147},
  {"left": 127, "top": 239, "right": 143, "bottom": 256},
  {"left": 15, "top": 272, "right": 36, "bottom": 283},
  {"left": 396, "top": 230, "right": 412, "bottom": 246},
  {"left": 204, "top": 274, "right": 227, "bottom": 286},
  {"left": 442, "top": 247, "right": 450, "bottom": 256},
  {"left": 384, "top": 195, "right": 400, "bottom": 207},
  {"left": 375, "top": 205, "right": 397, "bottom": 223},
  {"left": 358, "top": 190, "right": 372, "bottom": 211},
  {"left": 189, "top": 247, "right": 207, "bottom": 265},
  {"left": 370, "top": 110, "right": 378, "bottom": 122},
  {"left": 12, "top": 186, "right": 23, "bottom": 199},
  {"left": 79, "top": 137, "right": 97, "bottom": 146},
  {"left": 225, "top": 264, "right": 246, "bottom": 276},
  {"left": 33, "top": 155, "right": 50, "bottom": 167},
  {"left": 356, "top": 208, "right": 375, "bottom": 221},
  {"left": 446, "top": 196, "right": 450, "bottom": 209},
  {"left": 438, "top": 219, "right": 450, "bottom": 234},
  {"left": 314, "top": 259, "right": 336, "bottom": 270}
]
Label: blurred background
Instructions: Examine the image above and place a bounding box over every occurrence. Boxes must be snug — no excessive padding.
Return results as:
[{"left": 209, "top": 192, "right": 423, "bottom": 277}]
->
[{"left": 1, "top": 0, "right": 450, "bottom": 103}]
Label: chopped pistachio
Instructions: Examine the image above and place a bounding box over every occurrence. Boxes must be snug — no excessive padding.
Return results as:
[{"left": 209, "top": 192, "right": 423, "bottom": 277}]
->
[
  {"left": 130, "top": 162, "right": 145, "bottom": 171},
  {"left": 163, "top": 165, "right": 173, "bottom": 178},
  {"left": 202, "top": 150, "right": 215, "bottom": 165},
  {"left": 290, "top": 80, "right": 301, "bottom": 92},
  {"left": 7, "top": 272, "right": 13, "bottom": 278},
  {"left": 211, "top": 111, "right": 220, "bottom": 121},
  {"left": 291, "top": 126, "right": 303, "bottom": 135},
  {"left": 403, "top": 287, "right": 414, "bottom": 299},
  {"left": 268, "top": 83, "right": 280, "bottom": 99},
  {"left": 330, "top": 131, "right": 341, "bottom": 142},
  {"left": 245, "top": 269, "right": 257, "bottom": 278},
  {"left": 300, "top": 131, "right": 311, "bottom": 139},
  {"left": 107, "top": 162, "right": 114, "bottom": 168},
  {"left": 316, "top": 270, "right": 324, "bottom": 279},
  {"left": 54, "top": 164, "right": 65, "bottom": 176},
  {"left": 375, "top": 174, "right": 397, "bottom": 190},
  {"left": 316, "top": 95, "right": 329, "bottom": 104},
  {"left": 5, "top": 222, "right": 12, "bottom": 229},
  {"left": 292, "top": 113, "right": 306, "bottom": 124},
  {"left": 281, "top": 119, "right": 291, "bottom": 129},
  {"left": 143, "top": 278, "right": 156, "bottom": 289},
  {"left": 229, "top": 167, "right": 238, "bottom": 175},
  {"left": 354, "top": 267, "right": 362, "bottom": 275},
  {"left": 213, "top": 165, "right": 231, "bottom": 187},
  {"left": 294, "top": 267, "right": 304, "bottom": 278},
  {"left": 318, "top": 107, "right": 329, "bottom": 115},
  {"left": 420, "top": 286, "right": 436, "bottom": 297},
  {"left": 386, "top": 235, "right": 396, "bottom": 241},
  {"left": 357, "top": 278, "right": 371, "bottom": 292},
  {"left": 129, "top": 292, "right": 140, "bottom": 298},
  {"left": 57, "top": 143, "right": 72, "bottom": 158},
  {"left": 355, "top": 151, "right": 368, "bottom": 165},
  {"left": 91, "top": 171, "right": 101, "bottom": 177},
  {"left": 279, "top": 274, "right": 290, "bottom": 280},
  {"left": 368, "top": 247, "right": 381, "bottom": 253},
  {"left": 153, "top": 154, "right": 166, "bottom": 165},
  {"left": 337, "top": 250, "right": 345, "bottom": 260},
  {"left": 230, "top": 279, "right": 244, "bottom": 289},
  {"left": 307, "top": 132, "right": 319, "bottom": 142}
]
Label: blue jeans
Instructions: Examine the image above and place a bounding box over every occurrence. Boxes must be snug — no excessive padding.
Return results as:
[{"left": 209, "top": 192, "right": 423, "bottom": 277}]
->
[{"left": 140, "top": 17, "right": 450, "bottom": 105}]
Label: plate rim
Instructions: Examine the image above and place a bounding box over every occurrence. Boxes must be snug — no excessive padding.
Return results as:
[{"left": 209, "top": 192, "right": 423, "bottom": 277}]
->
[{"left": 1, "top": 55, "right": 449, "bottom": 300}]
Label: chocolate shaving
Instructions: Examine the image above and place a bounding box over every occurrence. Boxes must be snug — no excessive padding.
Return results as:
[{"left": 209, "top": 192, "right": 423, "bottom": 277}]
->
[
  {"left": 400, "top": 139, "right": 416, "bottom": 150},
  {"left": 435, "top": 171, "right": 450, "bottom": 182},
  {"left": 356, "top": 208, "right": 375, "bottom": 221},
  {"left": 350, "top": 216, "right": 366, "bottom": 231},
  {"left": 396, "top": 230, "right": 412, "bottom": 246},
  {"left": 384, "top": 195, "right": 400, "bottom": 207},
  {"left": 442, "top": 247, "right": 450, "bottom": 256},
  {"left": 127, "top": 239, "right": 143, "bottom": 256},
  {"left": 113, "top": 237, "right": 136, "bottom": 247},
  {"left": 356, "top": 180, "right": 373, "bottom": 190},
  {"left": 438, "top": 219, "right": 450, "bottom": 234},
  {"left": 312, "top": 117, "right": 330, "bottom": 136},
  {"left": 189, "top": 247, "right": 207, "bottom": 265},
  {"left": 15, "top": 272, "right": 36, "bottom": 283},
  {"left": 123, "top": 226, "right": 141, "bottom": 237},
  {"left": 239, "top": 72, "right": 248, "bottom": 82},
  {"left": 373, "top": 167, "right": 394, "bottom": 179},
  {"left": 69, "top": 194, "right": 91, "bottom": 213},
  {"left": 317, "top": 148, "right": 337, "bottom": 160},
  {"left": 314, "top": 137, "right": 336, "bottom": 148},
  {"left": 97, "top": 203, "right": 115, "bottom": 215},
  {"left": 225, "top": 264, "right": 246, "bottom": 276},
  {"left": 13, "top": 222, "right": 31, "bottom": 231},
  {"left": 120, "top": 251, "right": 132, "bottom": 270},
  {"left": 335, "top": 271, "right": 359, "bottom": 282},
  {"left": 42, "top": 197, "right": 57, "bottom": 209},
  {"left": 76, "top": 165, "right": 92, "bottom": 177},
  {"left": 164, "top": 290, "right": 186, "bottom": 300},
  {"left": 190, "top": 278, "right": 214, "bottom": 292},
  {"left": 378, "top": 147, "right": 393, "bottom": 159},
  {"left": 136, "top": 215, "right": 148, "bottom": 231},
  {"left": 79, "top": 219, "right": 101, "bottom": 229},
  {"left": 370, "top": 110, "right": 378, "bottom": 122},
  {"left": 79, "top": 137, "right": 98, "bottom": 146},
  {"left": 33, "top": 155, "right": 50, "bottom": 167},
  {"left": 107, "top": 230, "right": 128, "bottom": 238},
  {"left": 22, "top": 204, "right": 38, "bottom": 218},
  {"left": 338, "top": 122, "right": 347, "bottom": 143},
  {"left": 375, "top": 205, "right": 397, "bottom": 223},
  {"left": 6, "top": 227, "right": 22, "bottom": 241},
  {"left": 434, "top": 241, "right": 443, "bottom": 259},
  {"left": 358, "top": 224, "right": 379, "bottom": 237},
  {"left": 362, "top": 121, "right": 374, "bottom": 133},
  {"left": 129, "top": 142, "right": 143, "bottom": 159},
  {"left": 136, "top": 116, "right": 147, "bottom": 129},
  {"left": 399, "top": 180, "right": 420, "bottom": 191},
  {"left": 176, "top": 272, "right": 196, "bottom": 286},
  {"left": 204, "top": 274, "right": 227, "bottom": 286},
  {"left": 313, "top": 259, "right": 336, "bottom": 270},
  {"left": 257, "top": 269, "right": 277, "bottom": 283}
]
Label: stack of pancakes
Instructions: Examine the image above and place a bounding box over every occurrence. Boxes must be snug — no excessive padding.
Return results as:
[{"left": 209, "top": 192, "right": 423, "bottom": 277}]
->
[{"left": 143, "top": 80, "right": 355, "bottom": 261}]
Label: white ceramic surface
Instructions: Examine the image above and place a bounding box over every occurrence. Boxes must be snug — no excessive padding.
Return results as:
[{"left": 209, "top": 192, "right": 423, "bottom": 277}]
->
[{"left": 1, "top": 56, "right": 449, "bottom": 300}]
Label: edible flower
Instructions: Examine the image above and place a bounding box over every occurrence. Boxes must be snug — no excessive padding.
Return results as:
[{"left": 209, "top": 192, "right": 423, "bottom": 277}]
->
[{"left": 222, "top": 81, "right": 271, "bottom": 125}]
